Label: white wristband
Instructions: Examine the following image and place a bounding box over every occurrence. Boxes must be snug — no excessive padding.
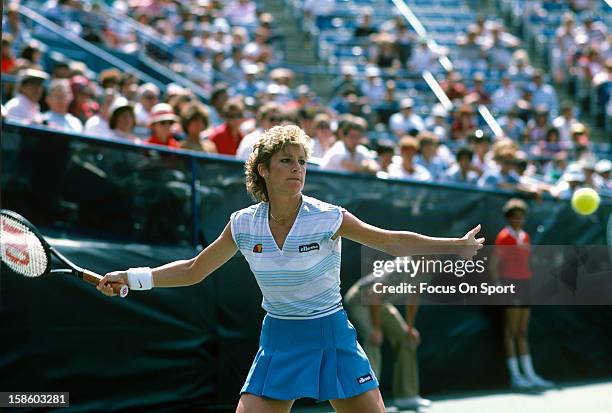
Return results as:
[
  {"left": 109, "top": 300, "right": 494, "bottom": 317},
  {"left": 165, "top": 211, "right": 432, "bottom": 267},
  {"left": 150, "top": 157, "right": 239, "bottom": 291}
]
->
[{"left": 127, "top": 267, "right": 154, "bottom": 290}]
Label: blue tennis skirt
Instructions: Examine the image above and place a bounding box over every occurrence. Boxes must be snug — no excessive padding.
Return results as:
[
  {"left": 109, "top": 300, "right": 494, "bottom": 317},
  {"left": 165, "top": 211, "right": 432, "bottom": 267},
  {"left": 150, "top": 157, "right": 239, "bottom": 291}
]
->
[{"left": 240, "top": 308, "right": 379, "bottom": 401}]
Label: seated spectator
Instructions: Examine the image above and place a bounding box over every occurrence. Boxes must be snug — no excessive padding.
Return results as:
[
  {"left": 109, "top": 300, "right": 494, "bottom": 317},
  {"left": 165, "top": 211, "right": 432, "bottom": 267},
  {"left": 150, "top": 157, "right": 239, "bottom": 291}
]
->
[
  {"left": 483, "top": 22, "right": 518, "bottom": 71},
  {"left": 543, "top": 151, "right": 569, "bottom": 183},
  {"left": 374, "top": 80, "right": 400, "bottom": 126},
  {"left": 236, "top": 63, "right": 266, "bottom": 97},
  {"left": 552, "top": 13, "right": 577, "bottom": 84},
  {"left": 68, "top": 75, "right": 98, "bottom": 123},
  {"left": 457, "top": 25, "right": 487, "bottom": 72},
  {"left": 332, "top": 65, "right": 361, "bottom": 97},
  {"left": 467, "top": 131, "right": 495, "bottom": 177},
  {"left": 222, "top": 46, "right": 247, "bottom": 84},
  {"left": 595, "top": 159, "right": 612, "bottom": 196},
  {"left": 530, "top": 70, "right": 559, "bottom": 117},
  {"left": 577, "top": 14, "right": 608, "bottom": 45},
  {"left": 119, "top": 72, "right": 139, "bottom": 102},
  {"left": 179, "top": 102, "right": 216, "bottom": 153},
  {"left": 145, "top": 103, "right": 182, "bottom": 148},
  {"left": 370, "top": 32, "right": 401, "bottom": 71},
  {"left": 478, "top": 149, "right": 520, "bottom": 190},
  {"left": 205, "top": 97, "right": 246, "bottom": 156},
  {"left": 321, "top": 116, "right": 378, "bottom": 174},
  {"left": 361, "top": 66, "right": 386, "bottom": 106},
  {"left": 243, "top": 27, "right": 273, "bottom": 64},
  {"left": 450, "top": 104, "right": 477, "bottom": 141},
  {"left": 51, "top": 61, "right": 72, "bottom": 79},
  {"left": 375, "top": 139, "right": 396, "bottom": 175},
  {"left": 224, "top": 0, "right": 258, "bottom": 26},
  {"left": 425, "top": 104, "right": 450, "bottom": 141},
  {"left": 444, "top": 146, "right": 479, "bottom": 184},
  {"left": 354, "top": 8, "right": 377, "bottom": 38},
  {"left": 508, "top": 50, "right": 534, "bottom": 90},
  {"left": 408, "top": 37, "right": 438, "bottom": 74},
  {"left": 492, "top": 75, "right": 521, "bottom": 114},
  {"left": 389, "top": 98, "right": 424, "bottom": 138},
  {"left": 536, "top": 127, "right": 567, "bottom": 157},
  {"left": 569, "top": 122, "right": 590, "bottom": 149},
  {"left": 552, "top": 102, "right": 578, "bottom": 145},
  {"left": 42, "top": 79, "right": 83, "bottom": 132},
  {"left": 84, "top": 89, "right": 117, "bottom": 137},
  {"left": 236, "top": 102, "right": 284, "bottom": 160},
  {"left": 388, "top": 136, "right": 432, "bottom": 181},
  {"left": 5, "top": 68, "right": 48, "bottom": 123},
  {"left": 108, "top": 97, "right": 137, "bottom": 142},
  {"left": 465, "top": 72, "right": 491, "bottom": 105},
  {"left": 524, "top": 106, "right": 550, "bottom": 144},
  {"left": 580, "top": 158, "right": 604, "bottom": 191},
  {"left": 310, "top": 113, "right": 336, "bottom": 160},
  {"left": 99, "top": 68, "right": 122, "bottom": 91},
  {"left": 440, "top": 71, "right": 468, "bottom": 101},
  {"left": 134, "top": 83, "right": 160, "bottom": 128},
  {"left": 498, "top": 108, "right": 526, "bottom": 142},
  {"left": 554, "top": 164, "right": 585, "bottom": 199},
  {"left": 414, "top": 132, "right": 448, "bottom": 180},
  {"left": 208, "top": 83, "right": 230, "bottom": 127},
  {"left": 20, "top": 40, "right": 45, "bottom": 67}
]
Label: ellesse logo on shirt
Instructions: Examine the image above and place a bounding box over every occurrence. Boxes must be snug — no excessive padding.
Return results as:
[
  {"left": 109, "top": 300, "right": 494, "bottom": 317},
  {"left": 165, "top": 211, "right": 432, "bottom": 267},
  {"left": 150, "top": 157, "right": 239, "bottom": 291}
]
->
[
  {"left": 253, "top": 244, "right": 263, "bottom": 253},
  {"left": 299, "top": 243, "right": 320, "bottom": 253},
  {"left": 357, "top": 374, "right": 373, "bottom": 385}
]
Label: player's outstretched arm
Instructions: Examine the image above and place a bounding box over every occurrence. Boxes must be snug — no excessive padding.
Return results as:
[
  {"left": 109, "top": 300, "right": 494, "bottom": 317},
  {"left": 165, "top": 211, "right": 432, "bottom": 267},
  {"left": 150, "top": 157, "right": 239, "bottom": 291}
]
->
[
  {"left": 335, "top": 211, "right": 484, "bottom": 260},
  {"left": 97, "top": 222, "right": 237, "bottom": 296}
]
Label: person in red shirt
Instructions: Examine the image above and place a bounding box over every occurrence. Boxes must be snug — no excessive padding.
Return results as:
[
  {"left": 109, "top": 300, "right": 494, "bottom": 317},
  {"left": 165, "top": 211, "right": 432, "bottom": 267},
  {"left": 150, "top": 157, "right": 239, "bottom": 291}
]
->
[
  {"left": 145, "top": 103, "right": 181, "bottom": 148},
  {"left": 492, "top": 199, "right": 554, "bottom": 391},
  {"left": 205, "top": 97, "right": 245, "bottom": 155}
]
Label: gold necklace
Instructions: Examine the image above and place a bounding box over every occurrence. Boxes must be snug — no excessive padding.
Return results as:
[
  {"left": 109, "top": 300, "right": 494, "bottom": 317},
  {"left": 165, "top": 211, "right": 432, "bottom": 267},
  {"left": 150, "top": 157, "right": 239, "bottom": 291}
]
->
[{"left": 269, "top": 201, "right": 301, "bottom": 224}]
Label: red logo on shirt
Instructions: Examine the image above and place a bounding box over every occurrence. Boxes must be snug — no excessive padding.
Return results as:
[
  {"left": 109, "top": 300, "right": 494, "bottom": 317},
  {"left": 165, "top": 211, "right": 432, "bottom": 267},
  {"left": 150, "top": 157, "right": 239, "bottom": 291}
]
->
[{"left": 253, "top": 244, "right": 263, "bottom": 253}]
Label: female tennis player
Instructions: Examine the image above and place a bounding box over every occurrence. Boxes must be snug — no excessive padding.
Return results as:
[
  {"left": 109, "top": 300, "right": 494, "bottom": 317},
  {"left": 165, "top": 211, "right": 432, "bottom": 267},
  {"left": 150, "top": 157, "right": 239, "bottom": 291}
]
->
[{"left": 98, "top": 125, "right": 484, "bottom": 413}]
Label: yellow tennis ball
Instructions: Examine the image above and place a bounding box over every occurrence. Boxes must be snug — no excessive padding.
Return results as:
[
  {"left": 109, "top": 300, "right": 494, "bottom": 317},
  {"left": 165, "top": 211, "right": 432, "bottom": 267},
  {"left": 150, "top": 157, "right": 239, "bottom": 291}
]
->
[{"left": 571, "top": 188, "right": 600, "bottom": 216}]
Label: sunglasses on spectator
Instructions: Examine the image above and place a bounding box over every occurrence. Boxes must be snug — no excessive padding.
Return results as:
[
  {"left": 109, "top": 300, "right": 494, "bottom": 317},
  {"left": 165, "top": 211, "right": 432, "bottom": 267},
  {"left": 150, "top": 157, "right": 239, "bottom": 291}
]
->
[
  {"left": 317, "top": 123, "right": 331, "bottom": 129},
  {"left": 157, "top": 120, "right": 174, "bottom": 126},
  {"left": 143, "top": 94, "right": 157, "bottom": 100},
  {"left": 268, "top": 116, "right": 283, "bottom": 123},
  {"left": 226, "top": 113, "right": 243, "bottom": 119}
]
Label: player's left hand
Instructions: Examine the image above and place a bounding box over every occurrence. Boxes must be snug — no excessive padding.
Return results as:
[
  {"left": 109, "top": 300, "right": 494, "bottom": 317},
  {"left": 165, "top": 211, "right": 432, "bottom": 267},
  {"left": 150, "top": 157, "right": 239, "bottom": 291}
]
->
[{"left": 458, "top": 224, "right": 485, "bottom": 260}]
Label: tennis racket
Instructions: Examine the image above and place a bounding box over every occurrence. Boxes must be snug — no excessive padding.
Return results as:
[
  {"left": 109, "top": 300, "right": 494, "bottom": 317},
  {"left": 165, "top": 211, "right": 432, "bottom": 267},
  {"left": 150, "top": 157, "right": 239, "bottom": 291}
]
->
[{"left": 0, "top": 209, "right": 128, "bottom": 298}]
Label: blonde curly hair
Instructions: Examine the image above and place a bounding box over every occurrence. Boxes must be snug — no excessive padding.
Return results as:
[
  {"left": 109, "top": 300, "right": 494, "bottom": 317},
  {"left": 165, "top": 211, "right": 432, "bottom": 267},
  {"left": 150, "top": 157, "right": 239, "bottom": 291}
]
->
[{"left": 245, "top": 125, "right": 312, "bottom": 202}]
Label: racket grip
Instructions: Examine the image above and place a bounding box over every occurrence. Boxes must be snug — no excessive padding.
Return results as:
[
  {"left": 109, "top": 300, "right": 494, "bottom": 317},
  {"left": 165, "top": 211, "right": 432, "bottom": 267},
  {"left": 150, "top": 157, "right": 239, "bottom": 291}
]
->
[{"left": 81, "top": 269, "right": 129, "bottom": 298}]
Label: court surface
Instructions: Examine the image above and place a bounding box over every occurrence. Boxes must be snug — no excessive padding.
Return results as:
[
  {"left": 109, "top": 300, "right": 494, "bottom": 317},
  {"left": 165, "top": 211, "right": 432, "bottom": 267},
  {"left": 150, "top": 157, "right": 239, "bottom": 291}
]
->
[{"left": 292, "top": 380, "right": 612, "bottom": 413}]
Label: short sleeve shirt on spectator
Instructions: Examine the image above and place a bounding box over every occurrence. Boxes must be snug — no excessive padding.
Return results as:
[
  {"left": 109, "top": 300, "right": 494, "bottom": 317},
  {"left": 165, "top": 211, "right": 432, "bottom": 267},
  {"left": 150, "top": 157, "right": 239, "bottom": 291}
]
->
[
  {"left": 478, "top": 169, "right": 520, "bottom": 188},
  {"left": 495, "top": 226, "right": 532, "bottom": 280},
  {"left": 146, "top": 135, "right": 182, "bottom": 148},
  {"left": 321, "top": 141, "right": 372, "bottom": 172},
  {"left": 207, "top": 123, "right": 244, "bottom": 155}
]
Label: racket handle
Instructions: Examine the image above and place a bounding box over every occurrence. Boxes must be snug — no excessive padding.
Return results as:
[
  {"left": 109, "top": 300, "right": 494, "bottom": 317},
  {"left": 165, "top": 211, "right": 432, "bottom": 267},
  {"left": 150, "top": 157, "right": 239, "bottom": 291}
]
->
[{"left": 81, "top": 269, "right": 129, "bottom": 298}]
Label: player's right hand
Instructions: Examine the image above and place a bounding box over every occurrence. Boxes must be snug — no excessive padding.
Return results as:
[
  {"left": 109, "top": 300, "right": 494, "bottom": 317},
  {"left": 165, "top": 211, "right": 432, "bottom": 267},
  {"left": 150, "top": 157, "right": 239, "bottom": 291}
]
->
[{"left": 97, "top": 271, "right": 128, "bottom": 297}]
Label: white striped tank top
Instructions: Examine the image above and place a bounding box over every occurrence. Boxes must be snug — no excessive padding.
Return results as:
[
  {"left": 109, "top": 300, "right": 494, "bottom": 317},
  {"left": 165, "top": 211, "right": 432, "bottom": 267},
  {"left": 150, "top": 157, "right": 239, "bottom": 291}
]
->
[{"left": 230, "top": 195, "right": 345, "bottom": 320}]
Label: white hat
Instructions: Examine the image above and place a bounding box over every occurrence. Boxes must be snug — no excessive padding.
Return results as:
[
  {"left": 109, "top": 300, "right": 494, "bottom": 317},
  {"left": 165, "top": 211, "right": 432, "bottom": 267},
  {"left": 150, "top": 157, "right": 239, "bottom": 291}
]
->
[
  {"left": 365, "top": 65, "right": 381, "bottom": 77},
  {"left": 109, "top": 97, "right": 133, "bottom": 117},
  {"left": 17, "top": 68, "right": 49, "bottom": 84},
  {"left": 341, "top": 65, "right": 358, "bottom": 76},
  {"left": 595, "top": 159, "right": 611, "bottom": 174},
  {"left": 431, "top": 104, "right": 448, "bottom": 118},
  {"left": 149, "top": 103, "right": 179, "bottom": 125},
  {"left": 400, "top": 97, "right": 414, "bottom": 108},
  {"left": 563, "top": 163, "right": 585, "bottom": 182}
]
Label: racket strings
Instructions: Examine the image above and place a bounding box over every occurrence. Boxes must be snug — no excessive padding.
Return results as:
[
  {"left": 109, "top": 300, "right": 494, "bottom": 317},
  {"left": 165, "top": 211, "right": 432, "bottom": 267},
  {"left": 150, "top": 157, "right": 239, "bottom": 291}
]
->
[{"left": 0, "top": 216, "right": 49, "bottom": 277}]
